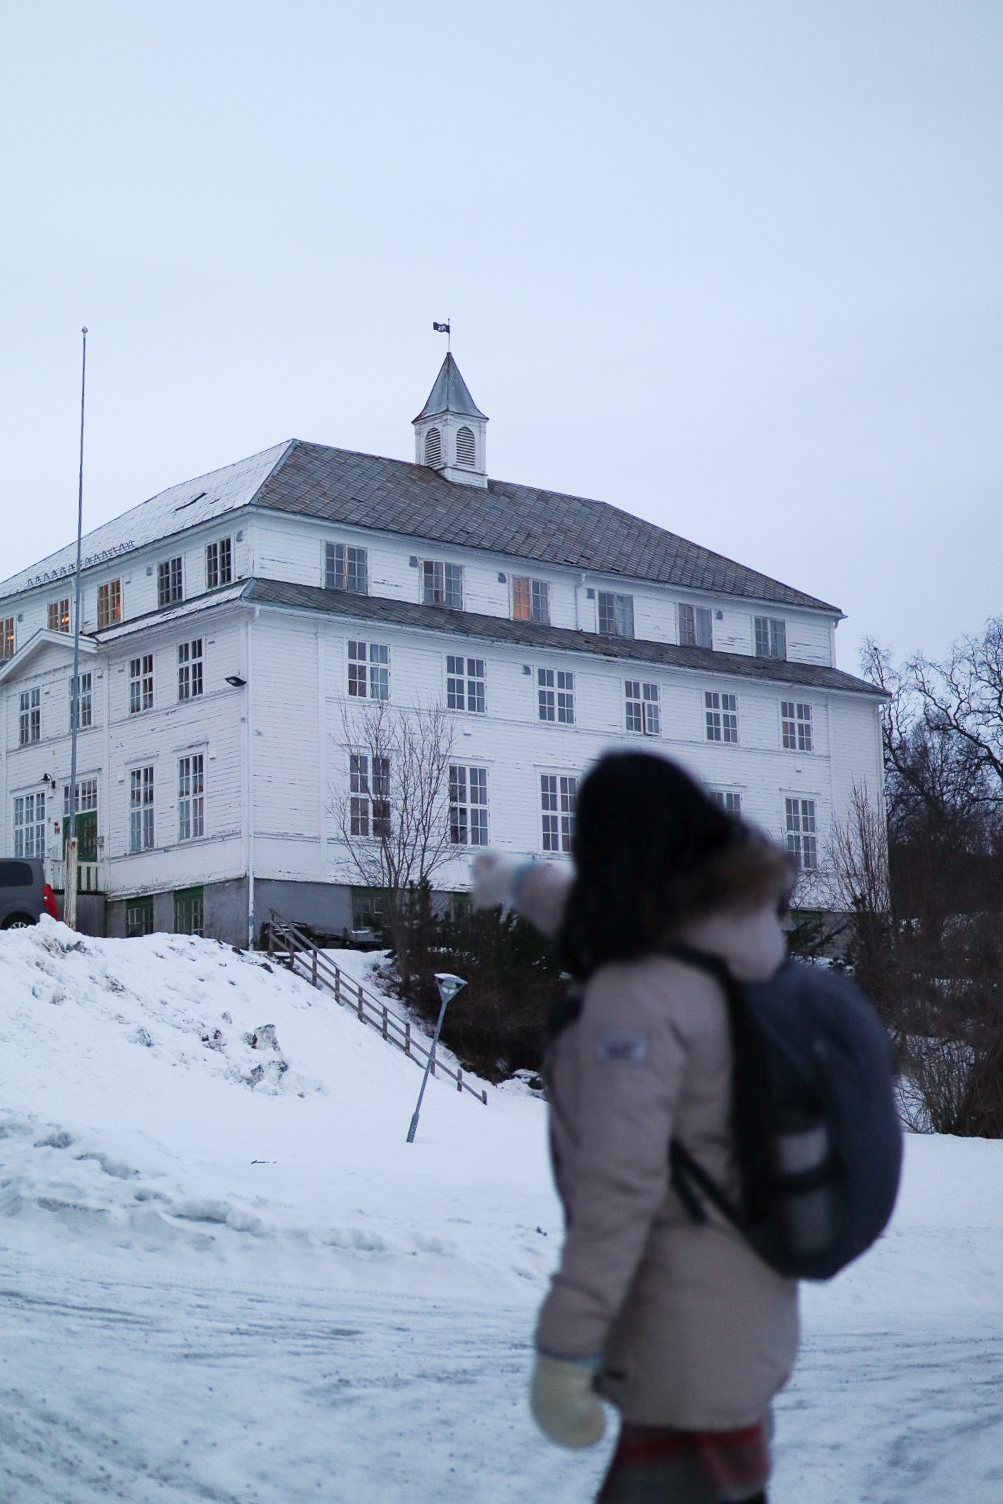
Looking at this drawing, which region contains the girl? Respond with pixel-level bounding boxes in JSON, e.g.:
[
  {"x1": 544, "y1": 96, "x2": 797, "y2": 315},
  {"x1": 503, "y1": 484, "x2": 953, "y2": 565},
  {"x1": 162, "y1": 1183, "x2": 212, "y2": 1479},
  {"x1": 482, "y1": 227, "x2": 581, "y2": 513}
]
[{"x1": 475, "y1": 751, "x2": 798, "y2": 1504}]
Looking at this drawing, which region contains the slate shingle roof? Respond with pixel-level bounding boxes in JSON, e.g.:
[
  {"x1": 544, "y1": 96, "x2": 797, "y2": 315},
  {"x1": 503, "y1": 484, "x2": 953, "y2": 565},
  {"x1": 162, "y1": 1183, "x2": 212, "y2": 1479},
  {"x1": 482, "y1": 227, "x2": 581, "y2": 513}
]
[
  {"x1": 413, "y1": 353, "x2": 487, "y2": 421},
  {"x1": 1, "y1": 434, "x2": 840, "y2": 617},
  {"x1": 244, "y1": 579, "x2": 881, "y2": 697},
  {"x1": 252, "y1": 443, "x2": 841, "y2": 614}
]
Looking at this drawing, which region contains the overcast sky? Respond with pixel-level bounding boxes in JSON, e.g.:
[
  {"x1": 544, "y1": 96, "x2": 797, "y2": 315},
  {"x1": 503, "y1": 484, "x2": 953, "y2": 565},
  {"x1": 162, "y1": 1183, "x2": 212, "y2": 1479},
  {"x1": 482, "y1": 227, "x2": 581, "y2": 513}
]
[{"x1": 2, "y1": 1, "x2": 1000, "y2": 669}]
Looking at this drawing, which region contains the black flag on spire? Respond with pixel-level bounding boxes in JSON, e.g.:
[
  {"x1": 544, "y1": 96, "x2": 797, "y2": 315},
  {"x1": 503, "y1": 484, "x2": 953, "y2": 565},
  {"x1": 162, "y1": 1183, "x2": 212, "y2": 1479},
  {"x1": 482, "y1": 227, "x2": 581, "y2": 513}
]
[{"x1": 432, "y1": 321, "x2": 450, "y2": 334}]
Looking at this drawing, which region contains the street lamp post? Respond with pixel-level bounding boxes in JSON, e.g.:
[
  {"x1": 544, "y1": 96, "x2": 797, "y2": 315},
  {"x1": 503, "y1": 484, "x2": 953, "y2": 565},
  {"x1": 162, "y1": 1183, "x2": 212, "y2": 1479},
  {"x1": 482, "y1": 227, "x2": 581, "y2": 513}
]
[{"x1": 406, "y1": 972, "x2": 466, "y2": 1143}]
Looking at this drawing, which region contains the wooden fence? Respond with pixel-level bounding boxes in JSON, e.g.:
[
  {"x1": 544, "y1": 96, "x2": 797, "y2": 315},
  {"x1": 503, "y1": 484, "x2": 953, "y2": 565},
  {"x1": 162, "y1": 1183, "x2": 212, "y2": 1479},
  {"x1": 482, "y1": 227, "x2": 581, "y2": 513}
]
[{"x1": 263, "y1": 918, "x2": 487, "y2": 1106}]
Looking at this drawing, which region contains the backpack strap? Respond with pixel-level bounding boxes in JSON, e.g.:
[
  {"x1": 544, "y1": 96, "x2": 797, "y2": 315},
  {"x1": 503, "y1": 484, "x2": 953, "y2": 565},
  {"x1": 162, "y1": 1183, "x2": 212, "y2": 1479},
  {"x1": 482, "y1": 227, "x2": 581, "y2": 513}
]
[{"x1": 662, "y1": 942, "x2": 759, "y2": 1233}]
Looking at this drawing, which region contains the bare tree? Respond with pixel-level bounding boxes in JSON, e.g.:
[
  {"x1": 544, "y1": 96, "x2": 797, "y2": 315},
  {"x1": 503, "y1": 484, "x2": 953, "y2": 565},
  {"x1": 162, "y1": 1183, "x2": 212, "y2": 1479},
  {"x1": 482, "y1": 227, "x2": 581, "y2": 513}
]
[
  {"x1": 333, "y1": 697, "x2": 457, "y2": 980},
  {"x1": 908, "y1": 619, "x2": 1003, "y2": 806}
]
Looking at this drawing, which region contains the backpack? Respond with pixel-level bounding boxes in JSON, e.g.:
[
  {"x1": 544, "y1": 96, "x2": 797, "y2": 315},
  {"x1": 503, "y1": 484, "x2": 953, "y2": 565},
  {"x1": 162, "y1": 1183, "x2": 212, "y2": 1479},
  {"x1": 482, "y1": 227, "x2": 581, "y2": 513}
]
[{"x1": 664, "y1": 945, "x2": 903, "y2": 1281}]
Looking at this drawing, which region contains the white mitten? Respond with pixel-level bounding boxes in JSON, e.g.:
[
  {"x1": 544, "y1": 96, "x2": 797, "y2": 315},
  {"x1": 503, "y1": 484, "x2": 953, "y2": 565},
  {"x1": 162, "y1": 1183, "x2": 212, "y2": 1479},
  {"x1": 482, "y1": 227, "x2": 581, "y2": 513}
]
[
  {"x1": 470, "y1": 850, "x2": 527, "y2": 912},
  {"x1": 530, "y1": 1353, "x2": 605, "y2": 1449}
]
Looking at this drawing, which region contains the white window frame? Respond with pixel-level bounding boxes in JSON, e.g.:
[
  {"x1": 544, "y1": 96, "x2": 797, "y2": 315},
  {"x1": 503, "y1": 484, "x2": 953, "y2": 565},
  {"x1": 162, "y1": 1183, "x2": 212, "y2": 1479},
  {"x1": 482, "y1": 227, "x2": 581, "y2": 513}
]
[
  {"x1": 348, "y1": 640, "x2": 390, "y2": 700},
  {"x1": 1, "y1": 616, "x2": 14, "y2": 660},
  {"x1": 709, "y1": 790, "x2": 743, "y2": 816},
  {"x1": 70, "y1": 672, "x2": 92, "y2": 731},
  {"x1": 19, "y1": 688, "x2": 40, "y2": 745},
  {"x1": 64, "y1": 779, "x2": 98, "y2": 817},
  {"x1": 446, "y1": 656, "x2": 486, "y2": 713},
  {"x1": 679, "y1": 603, "x2": 713, "y2": 649},
  {"x1": 157, "y1": 557, "x2": 183, "y2": 607},
  {"x1": 129, "y1": 654, "x2": 154, "y2": 714},
  {"x1": 755, "y1": 616, "x2": 787, "y2": 660},
  {"x1": 205, "y1": 538, "x2": 232, "y2": 591},
  {"x1": 47, "y1": 598, "x2": 70, "y2": 633},
  {"x1": 349, "y1": 752, "x2": 390, "y2": 838},
  {"x1": 512, "y1": 577, "x2": 550, "y2": 624},
  {"x1": 325, "y1": 542, "x2": 368, "y2": 594},
  {"x1": 13, "y1": 791, "x2": 46, "y2": 858},
  {"x1": 705, "y1": 691, "x2": 738, "y2": 744},
  {"x1": 625, "y1": 680, "x2": 660, "y2": 735},
  {"x1": 598, "y1": 591, "x2": 634, "y2": 638},
  {"x1": 421, "y1": 560, "x2": 462, "y2": 609},
  {"x1": 129, "y1": 766, "x2": 155, "y2": 853},
  {"x1": 541, "y1": 773, "x2": 577, "y2": 854},
  {"x1": 178, "y1": 754, "x2": 205, "y2": 841},
  {"x1": 97, "y1": 581, "x2": 122, "y2": 628},
  {"x1": 785, "y1": 797, "x2": 818, "y2": 870},
  {"x1": 537, "y1": 667, "x2": 574, "y2": 725},
  {"x1": 177, "y1": 639, "x2": 204, "y2": 701},
  {"x1": 449, "y1": 765, "x2": 489, "y2": 846},
  {"x1": 781, "y1": 700, "x2": 813, "y2": 753}
]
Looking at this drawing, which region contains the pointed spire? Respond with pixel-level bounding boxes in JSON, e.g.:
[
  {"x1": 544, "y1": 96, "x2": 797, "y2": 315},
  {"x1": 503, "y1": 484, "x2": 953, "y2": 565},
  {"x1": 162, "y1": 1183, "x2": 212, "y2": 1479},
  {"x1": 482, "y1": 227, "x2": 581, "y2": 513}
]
[{"x1": 413, "y1": 353, "x2": 487, "y2": 423}]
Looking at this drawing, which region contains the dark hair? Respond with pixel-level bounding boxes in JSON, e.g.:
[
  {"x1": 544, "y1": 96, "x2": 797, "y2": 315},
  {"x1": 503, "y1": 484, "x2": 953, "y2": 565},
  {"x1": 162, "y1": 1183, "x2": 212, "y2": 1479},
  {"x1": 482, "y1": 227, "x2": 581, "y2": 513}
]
[{"x1": 559, "y1": 751, "x2": 786, "y2": 979}]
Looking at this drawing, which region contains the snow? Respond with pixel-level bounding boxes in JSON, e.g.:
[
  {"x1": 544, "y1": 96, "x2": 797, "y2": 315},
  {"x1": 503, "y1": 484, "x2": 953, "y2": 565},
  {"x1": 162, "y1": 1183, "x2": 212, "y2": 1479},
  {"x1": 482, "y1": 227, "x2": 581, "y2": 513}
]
[{"x1": 2, "y1": 920, "x2": 1002, "y2": 1501}]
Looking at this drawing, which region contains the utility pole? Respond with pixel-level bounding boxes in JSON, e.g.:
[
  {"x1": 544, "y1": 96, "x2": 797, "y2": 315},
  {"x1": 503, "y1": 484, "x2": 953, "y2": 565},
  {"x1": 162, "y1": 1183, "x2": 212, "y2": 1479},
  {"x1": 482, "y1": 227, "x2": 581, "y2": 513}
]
[{"x1": 66, "y1": 326, "x2": 87, "y2": 930}]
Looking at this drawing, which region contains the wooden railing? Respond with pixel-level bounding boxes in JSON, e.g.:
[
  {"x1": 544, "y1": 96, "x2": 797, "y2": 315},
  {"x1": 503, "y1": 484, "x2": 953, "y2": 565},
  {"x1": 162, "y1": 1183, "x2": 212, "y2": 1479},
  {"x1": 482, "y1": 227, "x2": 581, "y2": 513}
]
[{"x1": 263, "y1": 917, "x2": 487, "y2": 1106}]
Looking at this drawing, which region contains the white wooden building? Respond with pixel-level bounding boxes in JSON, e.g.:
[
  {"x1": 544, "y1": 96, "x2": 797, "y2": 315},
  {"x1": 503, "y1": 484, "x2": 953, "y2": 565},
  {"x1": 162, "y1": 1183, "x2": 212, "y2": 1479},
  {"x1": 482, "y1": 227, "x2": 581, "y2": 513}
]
[{"x1": 0, "y1": 354, "x2": 885, "y2": 944}]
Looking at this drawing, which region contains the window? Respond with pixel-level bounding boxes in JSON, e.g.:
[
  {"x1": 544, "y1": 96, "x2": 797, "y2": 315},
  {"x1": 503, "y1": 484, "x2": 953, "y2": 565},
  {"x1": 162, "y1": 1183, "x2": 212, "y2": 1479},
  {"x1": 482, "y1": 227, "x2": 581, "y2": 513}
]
[
  {"x1": 541, "y1": 774, "x2": 577, "y2": 853},
  {"x1": 625, "y1": 680, "x2": 660, "y2": 735},
  {"x1": 709, "y1": 790, "x2": 743, "y2": 816},
  {"x1": 705, "y1": 691, "x2": 738, "y2": 744},
  {"x1": 174, "y1": 887, "x2": 204, "y2": 937},
  {"x1": 785, "y1": 798, "x2": 818, "y2": 870},
  {"x1": 205, "y1": 539, "x2": 232, "y2": 590},
  {"x1": 348, "y1": 641, "x2": 389, "y2": 700},
  {"x1": 2, "y1": 617, "x2": 15, "y2": 659},
  {"x1": 538, "y1": 667, "x2": 574, "y2": 724},
  {"x1": 455, "y1": 425, "x2": 476, "y2": 468},
  {"x1": 178, "y1": 754, "x2": 205, "y2": 841},
  {"x1": 598, "y1": 591, "x2": 634, "y2": 638},
  {"x1": 129, "y1": 766, "x2": 155, "y2": 852},
  {"x1": 449, "y1": 765, "x2": 488, "y2": 846},
  {"x1": 424, "y1": 427, "x2": 442, "y2": 467},
  {"x1": 97, "y1": 580, "x2": 122, "y2": 628},
  {"x1": 512, "y1": 577, "x2": 550, "y2": 624},
  {"x1": 13, "y1": 793, "x2": 45, "y2": 858},
  {"x1": 63, "y1": 779, "x2": 98, "y2": 817},
  {"x1": 19, "y1": 688, "x2": 40, "y2": 745},
  {"x1": 679, "y1": 604, "x2": 713, "y2": 649},
  {"x1": 325, "y1": 542, "x2": 367, "y2": 594},
  {"x1": 157, "y1": 557, "x2": 183, "y2": 607},
  {"x1": 781, "y1": 701, "x2": 813, "y2": 753},
  {"x1": 352, "y1": 888, "x2": 385, "y2": 933},
  {"x1": 129, "y1": 655, "x2": 154, "y2": 713},
  {"x1": 755, "y1": 616, "x2": 787, "y2": 660},
  {"x1": 126, "y1": 896, "x2": 155, "y2": 938},
  {"x1": 447, "y1": 656, "x2": 485, "y2": 713},
  {"x1": 177, "y1": 639, "x2": 204, "y2": 701},
  {"x1": 422, "y1": 560, "x2": 462, "y2": 609},
  {"x1": 349, "y1": 754, "x2": 390, "y2": 838},
  {"x1": 69, "y1": 672, "x2": 92, "y2": 730},
  {"x1": 47, "y1": 598, "x2": 70, "y2": 633}
]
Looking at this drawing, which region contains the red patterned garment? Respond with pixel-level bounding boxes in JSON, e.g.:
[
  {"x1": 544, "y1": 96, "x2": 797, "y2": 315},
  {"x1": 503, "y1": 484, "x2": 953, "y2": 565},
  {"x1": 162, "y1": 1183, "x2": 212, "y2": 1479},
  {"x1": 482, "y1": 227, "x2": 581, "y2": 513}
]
[{"x1": 597, "y1": 1419, "x2": 771, "y2": 1503}]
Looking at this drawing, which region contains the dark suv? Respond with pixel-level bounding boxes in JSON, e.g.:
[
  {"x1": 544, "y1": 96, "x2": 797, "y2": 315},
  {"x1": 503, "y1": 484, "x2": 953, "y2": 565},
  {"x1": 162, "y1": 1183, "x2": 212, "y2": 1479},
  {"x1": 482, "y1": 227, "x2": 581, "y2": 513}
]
[{"x1": 0, "y1": 858, "x2": 58, "y2": 929}]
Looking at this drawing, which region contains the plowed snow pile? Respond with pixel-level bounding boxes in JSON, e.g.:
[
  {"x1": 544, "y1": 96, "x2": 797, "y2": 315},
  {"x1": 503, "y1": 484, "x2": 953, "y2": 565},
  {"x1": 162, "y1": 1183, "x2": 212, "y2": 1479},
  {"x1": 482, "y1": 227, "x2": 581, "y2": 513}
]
[{"x1": 1, "y1": 919, "x2": 1002, "y2": 1502}]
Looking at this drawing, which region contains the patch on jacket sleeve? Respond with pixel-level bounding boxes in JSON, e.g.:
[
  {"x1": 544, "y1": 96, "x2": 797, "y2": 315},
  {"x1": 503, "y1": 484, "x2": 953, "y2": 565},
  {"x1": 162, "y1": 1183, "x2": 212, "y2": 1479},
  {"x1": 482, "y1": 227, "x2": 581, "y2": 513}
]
[{"x1": 596, "y1": 1029, "x2": 650, "y2": 1065}]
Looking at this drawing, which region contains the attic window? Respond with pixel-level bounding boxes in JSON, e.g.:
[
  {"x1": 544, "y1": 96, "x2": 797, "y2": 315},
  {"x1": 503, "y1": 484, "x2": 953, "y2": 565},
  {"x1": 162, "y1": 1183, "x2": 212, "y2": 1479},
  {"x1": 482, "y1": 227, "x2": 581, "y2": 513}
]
[
  {"x1": 456, "y1": 426, "x2": 476, "y2": 468},
  {"x1": 424, "y1": 428, "x2": 442, "y2": 468}
]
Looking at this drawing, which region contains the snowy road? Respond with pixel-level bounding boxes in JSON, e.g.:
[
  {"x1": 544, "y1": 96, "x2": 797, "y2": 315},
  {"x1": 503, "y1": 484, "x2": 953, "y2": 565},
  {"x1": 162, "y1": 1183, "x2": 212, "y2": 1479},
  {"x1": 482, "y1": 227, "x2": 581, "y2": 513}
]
[{"x1": 3, "y1": 1254, "x2": 1002, "y2": 1503}]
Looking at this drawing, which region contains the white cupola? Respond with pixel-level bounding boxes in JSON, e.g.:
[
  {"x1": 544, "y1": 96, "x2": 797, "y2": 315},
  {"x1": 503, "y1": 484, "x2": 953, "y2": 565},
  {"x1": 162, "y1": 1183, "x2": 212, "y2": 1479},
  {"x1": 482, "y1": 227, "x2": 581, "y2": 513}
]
[{"x1": 412, "y1": 353, "x2": 488, "y2": 488}]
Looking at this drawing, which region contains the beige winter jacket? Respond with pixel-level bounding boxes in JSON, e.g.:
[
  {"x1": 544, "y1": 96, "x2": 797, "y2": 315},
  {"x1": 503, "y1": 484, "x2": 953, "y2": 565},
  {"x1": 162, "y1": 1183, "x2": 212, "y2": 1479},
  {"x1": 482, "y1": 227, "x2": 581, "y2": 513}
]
[{"x1": 521, "y1": 864, "x2": 800, "y2": 1431}]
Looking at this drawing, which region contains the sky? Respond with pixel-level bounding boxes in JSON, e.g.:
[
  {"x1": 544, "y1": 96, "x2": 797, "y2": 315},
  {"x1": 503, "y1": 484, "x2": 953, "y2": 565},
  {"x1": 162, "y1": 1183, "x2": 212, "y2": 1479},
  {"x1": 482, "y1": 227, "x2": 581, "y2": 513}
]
[{"x1": 1, "y1": 1, "x2": 1000, "y2": 670}]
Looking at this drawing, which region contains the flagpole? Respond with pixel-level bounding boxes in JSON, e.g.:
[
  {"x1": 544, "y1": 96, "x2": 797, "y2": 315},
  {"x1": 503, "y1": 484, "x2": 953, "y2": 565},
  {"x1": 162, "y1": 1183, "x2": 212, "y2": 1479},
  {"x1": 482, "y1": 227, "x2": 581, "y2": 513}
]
[{"x1": 66, "y1": 326, "x2": 87, "y2": 930}]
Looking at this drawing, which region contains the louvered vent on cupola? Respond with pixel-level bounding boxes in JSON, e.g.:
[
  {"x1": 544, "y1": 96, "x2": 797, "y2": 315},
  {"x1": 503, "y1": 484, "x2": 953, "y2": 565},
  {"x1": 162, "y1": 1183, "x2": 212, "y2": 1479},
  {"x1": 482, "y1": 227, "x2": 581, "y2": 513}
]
[
  {"x1": 424, "y1": 427, "x2": 442, "y2": 468},
  {"x1": 456, "y1": 425, "x2": 476, "y2": 468}
]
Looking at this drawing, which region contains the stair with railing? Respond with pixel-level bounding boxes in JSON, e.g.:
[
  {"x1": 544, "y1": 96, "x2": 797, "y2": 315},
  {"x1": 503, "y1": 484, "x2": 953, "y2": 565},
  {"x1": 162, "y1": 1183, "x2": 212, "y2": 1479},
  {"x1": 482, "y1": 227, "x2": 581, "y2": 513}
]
[{"x1": 263, "y1": 917, "x2": 487, "y2": 1106}]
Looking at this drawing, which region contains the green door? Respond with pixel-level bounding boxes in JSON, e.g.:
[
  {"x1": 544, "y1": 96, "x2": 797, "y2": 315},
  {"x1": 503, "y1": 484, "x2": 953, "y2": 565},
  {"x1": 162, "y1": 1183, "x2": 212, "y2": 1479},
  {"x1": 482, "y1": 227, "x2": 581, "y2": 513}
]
[{"x1": 62, "y1": 810, "x2": 98, "y2": 890}]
